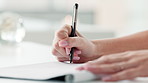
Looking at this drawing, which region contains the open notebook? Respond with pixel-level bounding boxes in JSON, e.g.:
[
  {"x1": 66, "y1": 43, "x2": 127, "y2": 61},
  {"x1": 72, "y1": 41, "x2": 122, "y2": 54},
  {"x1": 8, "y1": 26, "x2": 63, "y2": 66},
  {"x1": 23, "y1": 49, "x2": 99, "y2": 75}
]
[{"x1": 0, "y1": 62, "x2": 100, "y2": 82}]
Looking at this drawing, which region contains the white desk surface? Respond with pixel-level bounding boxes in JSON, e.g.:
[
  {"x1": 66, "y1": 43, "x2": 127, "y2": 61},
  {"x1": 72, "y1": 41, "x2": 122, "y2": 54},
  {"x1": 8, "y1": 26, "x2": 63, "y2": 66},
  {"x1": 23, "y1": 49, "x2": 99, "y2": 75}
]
[{"x1": 0, "y1": 41, "x2": 148, "y2": 83}]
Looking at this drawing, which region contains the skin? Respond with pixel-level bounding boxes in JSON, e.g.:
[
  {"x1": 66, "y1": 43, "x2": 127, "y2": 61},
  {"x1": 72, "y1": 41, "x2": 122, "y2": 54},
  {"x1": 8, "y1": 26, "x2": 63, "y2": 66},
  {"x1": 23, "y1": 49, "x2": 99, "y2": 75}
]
[
  {"x1": 92, "y1": 30, "x2": 148, "y2": 55},
  {"x1": 52, "y1": 24, "x2": 148, "y2": 63},
  {"x1": 52, "y1": 24, "x2": 148, "y2": 81},
  {"x1": 52, "y1": 25, "x2": 99, "y2": 63},
  {"x1": 77, "y1": 50, "x2": 148, "y2": 81}
]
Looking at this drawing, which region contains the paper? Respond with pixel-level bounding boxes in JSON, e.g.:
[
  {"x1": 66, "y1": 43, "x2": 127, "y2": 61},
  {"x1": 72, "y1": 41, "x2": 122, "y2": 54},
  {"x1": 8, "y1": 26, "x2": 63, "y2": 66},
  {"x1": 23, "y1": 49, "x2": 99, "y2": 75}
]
[{"x1": 0, "y1": 62, "x2": 97, "y2": 82}]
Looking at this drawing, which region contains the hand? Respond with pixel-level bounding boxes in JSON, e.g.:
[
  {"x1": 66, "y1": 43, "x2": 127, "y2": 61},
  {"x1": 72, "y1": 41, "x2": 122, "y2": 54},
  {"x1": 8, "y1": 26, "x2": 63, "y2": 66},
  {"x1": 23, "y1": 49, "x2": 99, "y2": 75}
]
[
  {"x1": 52, "y1": 25, "x2": 99, "y2": 63},
  {"x1": 77, "y1": 50, "x2": 148, "y2": 81}
]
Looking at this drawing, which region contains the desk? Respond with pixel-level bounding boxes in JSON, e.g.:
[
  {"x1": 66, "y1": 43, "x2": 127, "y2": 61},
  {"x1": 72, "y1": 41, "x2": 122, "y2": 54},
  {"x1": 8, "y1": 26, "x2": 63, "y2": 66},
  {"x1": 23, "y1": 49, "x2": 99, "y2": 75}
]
[
  {"x1": 0, "y1": 42, "x2": 56, "y2": 67},
  {"x1": 0, "y1": 42, "x2": 148, "y2": 83}
]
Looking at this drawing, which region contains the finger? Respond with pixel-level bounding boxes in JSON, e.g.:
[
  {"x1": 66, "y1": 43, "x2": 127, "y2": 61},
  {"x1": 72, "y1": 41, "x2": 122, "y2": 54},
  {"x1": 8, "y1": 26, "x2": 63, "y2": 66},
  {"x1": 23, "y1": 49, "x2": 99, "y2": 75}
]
[
  {"x1": 57, "y1": 57, "x2": 69, "y2": 62},
  {"x1": 53, "y1": 24, "x2": 81, "y2": 59},
  {"x1": 65, "y1": 48, "x2": 81, "y2": 63},
  {"x1": 57, "y1": 56, "x2": 80, "y2": 62},
  {"x1": 55, "y1": 24, "x2": 71, "y2": 40},
  {"x1": 74, "y1": 49, "x2": 82, "y2": 55},
  {"x1": 59, "y1": 37, "x2": 85, "y2": 48},
  {"x1": 53, "y1": 25, "x2": 71, "y2": 48},
  {"x1": 52, "y1": 37, "x2": 67, "y2": 56},
  {"x1": 91, "y1": 52, "x2": 130, "y2": 65},
  {"x1": 84, "y1": 59, "x2": 140, "y2": 74},
  {"x1": 53, "y1": 42, "x2": 67, "y2": 57},
  {"x1": 73, "y1": 54, "x2": 80, "y2": 60},
  {"x1": 52, "y1": 49, "x2": 69, "y2": 58},
  {"x1": 135, "y1": 61, "x2": 148, "y2": 77},
  {"x1": 64, "y1": 48, "x2": 82, "y2": 57},
  {"x1": 65, "y1": 48, "x2": 70, "y2": 55},
  {"x1": 85, "y1": 64, "x2": 121, "y2": 74},
  {"x1": 102, "y1": 68, "x2": 140, "y2": 81},
  {"x1": 57, "y1": 54, "x2": 80, "y2": 62},
  {"x1": 52, "y1": 49, "x2": 62, "y2": 57},
  {"x1": 66, "y1": 47, "x2": 81, "y2": 57}
]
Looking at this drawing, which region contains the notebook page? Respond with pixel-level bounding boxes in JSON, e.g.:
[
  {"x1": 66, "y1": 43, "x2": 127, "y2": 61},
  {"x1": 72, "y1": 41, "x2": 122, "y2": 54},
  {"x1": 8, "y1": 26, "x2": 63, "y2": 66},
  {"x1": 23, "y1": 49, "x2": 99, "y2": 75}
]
[{"x1": 0, "y1": 62, "x2": 96, "y2": 82}]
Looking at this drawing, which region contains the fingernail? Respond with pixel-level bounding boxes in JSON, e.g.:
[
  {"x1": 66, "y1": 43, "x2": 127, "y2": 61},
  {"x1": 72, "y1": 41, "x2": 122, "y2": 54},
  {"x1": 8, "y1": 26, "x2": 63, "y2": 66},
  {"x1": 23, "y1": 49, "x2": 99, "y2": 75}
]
[
  {"x1": 102, "y1": 76, "x2": 112, "y2": 81},
  {"x1": 59, "y1": 41, "x2": 68, "y2": 47},
  {"x1": 76, "y1": 51, "x2": 81, "y2": 54},
  {"x1": 73, "y1": 57, "x2": 80, "y2": 60},
  {"x1": 66, "y1": 48, "x2": 70, "y2": 55}
]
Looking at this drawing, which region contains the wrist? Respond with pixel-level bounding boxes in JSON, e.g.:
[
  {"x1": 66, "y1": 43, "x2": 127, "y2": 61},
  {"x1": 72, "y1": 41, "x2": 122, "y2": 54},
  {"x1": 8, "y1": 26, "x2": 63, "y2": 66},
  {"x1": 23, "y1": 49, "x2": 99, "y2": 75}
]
[
  {"x1": 91, "y1": 39, "x2": 116, "y2": 56},
  {"x1": 91, "y1": 40, "x2": 104, "y2": 57}
]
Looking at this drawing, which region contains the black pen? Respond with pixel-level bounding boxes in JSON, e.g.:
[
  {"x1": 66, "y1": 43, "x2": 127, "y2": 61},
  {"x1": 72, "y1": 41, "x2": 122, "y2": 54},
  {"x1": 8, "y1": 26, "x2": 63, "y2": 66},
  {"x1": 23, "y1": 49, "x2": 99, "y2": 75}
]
[{"x1": 69, "y1": 3, "x2": 79, "y2": 63}]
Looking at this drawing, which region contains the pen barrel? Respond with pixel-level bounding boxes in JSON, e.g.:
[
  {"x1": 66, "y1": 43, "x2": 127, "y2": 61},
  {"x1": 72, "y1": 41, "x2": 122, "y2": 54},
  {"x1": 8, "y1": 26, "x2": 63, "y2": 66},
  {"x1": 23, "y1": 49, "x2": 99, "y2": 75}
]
[
  {"x1": 69, "y1": 26, "x2": 76, "y2": 37},
  {"x1": 69, "y1": 26, "x2": 76, "y2": 63},
  {"x1": 69, "y1": 3, "x2": 78, "y2": 63},
  {"x1": 70, "y1": 47, "x2": 75, "y2": 60}
]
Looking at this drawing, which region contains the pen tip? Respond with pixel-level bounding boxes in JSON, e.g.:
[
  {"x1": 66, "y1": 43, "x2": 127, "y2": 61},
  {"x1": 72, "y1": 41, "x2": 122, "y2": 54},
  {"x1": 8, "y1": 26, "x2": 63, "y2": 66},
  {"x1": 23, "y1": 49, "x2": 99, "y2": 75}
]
[{"x1": 70, "y1": 61, "x2": 72, "y2": 63}]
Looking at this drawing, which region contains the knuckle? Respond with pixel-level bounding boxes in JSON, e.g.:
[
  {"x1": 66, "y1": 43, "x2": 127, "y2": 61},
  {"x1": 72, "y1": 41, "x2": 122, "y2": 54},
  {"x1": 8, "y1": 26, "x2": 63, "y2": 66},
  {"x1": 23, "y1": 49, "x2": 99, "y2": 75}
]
[
  {"x1": 55, "y1": 30, "x2": 60, "y2": 36},
  {"x1": 63, "y1": 24, "x2": 70, "y2": 28},
  {"x1": 55, "y1": 30, "x2": 65, "y2": 37},
  {"x1": 52, "y1": 49, "x2": 57, "y2": 55},
  {"x1": 100, "y1": 56, "x2": 110, "y2": 63},
  {"x1": 55, "y1": 30, "x2": 68, "y2": 40},
  {"x1": 68, "y1": 38, "x2": 76, "y2": 46},
  {"x1": 53, "y1": 42, "x2": 59, "y2": 49},
  {"x1": 68, "y1": 37, "x2": 84, "y2": 47},
  {"x1": 57, "y1": 57, "x2": 62, "y2": 61}
]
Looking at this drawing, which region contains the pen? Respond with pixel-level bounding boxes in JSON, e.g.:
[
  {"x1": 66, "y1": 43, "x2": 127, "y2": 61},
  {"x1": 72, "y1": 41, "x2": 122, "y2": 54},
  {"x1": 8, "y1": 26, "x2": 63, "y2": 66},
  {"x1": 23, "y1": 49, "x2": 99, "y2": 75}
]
[{"x1": 69, "y1": 3, "x2": 79, "y2": 63}]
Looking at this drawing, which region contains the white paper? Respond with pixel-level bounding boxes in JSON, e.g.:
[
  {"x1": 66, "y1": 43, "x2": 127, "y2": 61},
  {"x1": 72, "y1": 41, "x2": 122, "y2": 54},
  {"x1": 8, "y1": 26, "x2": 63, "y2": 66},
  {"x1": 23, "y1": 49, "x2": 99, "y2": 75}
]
[{"x1": 0, "y1": 62, "x2": 97, "y2": 82}]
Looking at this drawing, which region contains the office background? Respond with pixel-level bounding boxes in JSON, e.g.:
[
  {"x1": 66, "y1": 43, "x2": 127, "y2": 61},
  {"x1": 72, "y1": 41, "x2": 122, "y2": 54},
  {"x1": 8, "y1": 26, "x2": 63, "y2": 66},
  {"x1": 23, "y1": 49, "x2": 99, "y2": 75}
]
[{"x1": 0, "y1": 0, "x2": 147, "y2": 45}]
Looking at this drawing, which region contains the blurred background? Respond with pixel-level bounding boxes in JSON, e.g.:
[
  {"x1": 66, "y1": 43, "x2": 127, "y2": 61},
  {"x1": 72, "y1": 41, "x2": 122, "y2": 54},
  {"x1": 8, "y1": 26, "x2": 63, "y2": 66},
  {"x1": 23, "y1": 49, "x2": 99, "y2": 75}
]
[{"x1": 0, "y1": 0, "x2": 148, "y2": 45}]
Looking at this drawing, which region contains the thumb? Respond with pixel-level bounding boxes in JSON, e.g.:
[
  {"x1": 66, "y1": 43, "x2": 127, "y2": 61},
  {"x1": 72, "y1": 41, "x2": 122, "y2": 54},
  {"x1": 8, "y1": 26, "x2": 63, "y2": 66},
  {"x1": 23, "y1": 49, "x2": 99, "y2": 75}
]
[
  {"x1": 55, "y1": 30, "x2": 68, "y2": 40},
  {"x1": 58, "y1": 37, "x2": 85, "y2": 48},
  {"x1": 55, "y1": 24, "x2": 72, "y2": 40}
]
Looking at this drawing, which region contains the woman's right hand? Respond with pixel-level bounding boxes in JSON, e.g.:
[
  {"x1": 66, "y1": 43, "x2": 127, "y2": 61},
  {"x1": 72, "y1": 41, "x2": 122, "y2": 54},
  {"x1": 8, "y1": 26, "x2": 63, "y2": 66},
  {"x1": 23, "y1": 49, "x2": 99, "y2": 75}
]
[{"x1": 52, "y1": 25, "x2": 100, "y2": 63}]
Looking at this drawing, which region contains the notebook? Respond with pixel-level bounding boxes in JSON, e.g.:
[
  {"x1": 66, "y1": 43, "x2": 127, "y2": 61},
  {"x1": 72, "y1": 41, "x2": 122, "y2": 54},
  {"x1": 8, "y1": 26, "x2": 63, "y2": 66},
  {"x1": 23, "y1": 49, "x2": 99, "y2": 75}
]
[{"x1": 0, "y1": 62, "x2": 100, "y2": 82}]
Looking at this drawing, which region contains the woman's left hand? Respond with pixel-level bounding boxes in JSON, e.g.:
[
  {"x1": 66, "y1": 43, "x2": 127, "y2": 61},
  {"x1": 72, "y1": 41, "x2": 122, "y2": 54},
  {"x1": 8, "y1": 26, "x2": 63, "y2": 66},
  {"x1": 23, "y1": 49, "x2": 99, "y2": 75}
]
[{"x1": 77, "y1": 50, "x2": 148, "y2": 82}]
